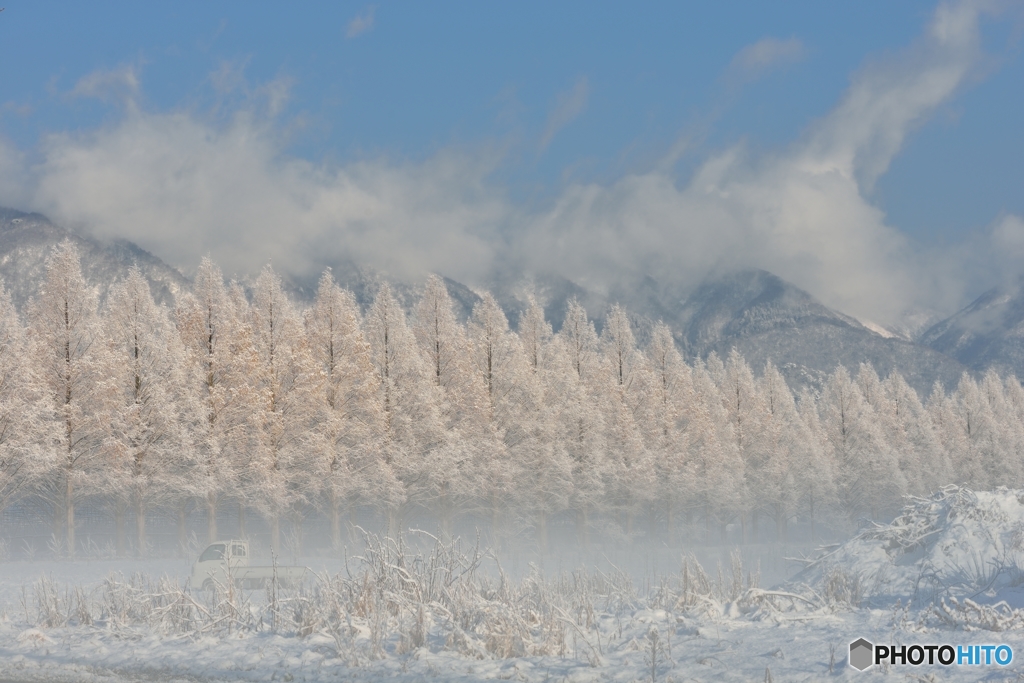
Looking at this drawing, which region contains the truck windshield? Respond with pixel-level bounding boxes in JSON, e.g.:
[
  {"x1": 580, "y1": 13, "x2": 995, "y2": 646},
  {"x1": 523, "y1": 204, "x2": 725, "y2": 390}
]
[{"x1": 199, "y1": 544, "x2": 225, "y2": 562}]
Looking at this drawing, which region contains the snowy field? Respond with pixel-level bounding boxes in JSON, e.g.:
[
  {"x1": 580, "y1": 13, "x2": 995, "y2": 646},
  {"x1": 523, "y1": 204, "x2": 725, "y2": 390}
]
[{"x1": 5, "y1": 488, "x2": 1024, "y2": 682}]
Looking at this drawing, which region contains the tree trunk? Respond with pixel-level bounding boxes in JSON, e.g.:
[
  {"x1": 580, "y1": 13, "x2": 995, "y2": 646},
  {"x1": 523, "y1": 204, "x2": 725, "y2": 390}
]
[
  {"x1": 238, "y1": 502, "x2": 246, "y2": 538},
  {"x1": 66, "y1": 474, "x2": 75, "y2": 559},
  {"x1": 387, "y1": 507, "x2": 399, "y2": 538},
  {"x1": 330, "y1": 494, "x2": 342, "y2": 549},
  {"x1": 438, "y1": 488, "x2": 452, "y2": 539},
  {"x1": 289, "y1": 513, "x2": 304, "y2": 557},
  {"x1": 537, "y1": 511, "x2": 548, "y2": 552},
  {"x1": 575, "y1": 507, "x2": 590, "y2": 549},
  {"x1": 490, "y1": 492, "x2": 501, "y2": 550},
  {"x1": 135, "y1": 494, "x2": 146, "y2": 558},
  {"x1": 704, "y1": 504, "x2": 711, "y2": 545},
  {"x1": 206, "y1": 492, "x2": 217, "y2": 543},
  {"x1": 177, "y1": 503, "x2": 187, "y2": 557},
  {"x1": 666, "y1": 503, "x2": 676, "y2": 544},
  {"x1": 115, "y1": 506, "x2": 126, "y2": 557},
  {"x1": 809, "y1": 496, "x2": 816, "y2": 544},
  {"x1": 776, "y1": 513, "x2": 786, "y2": 542},
  {"x1": 270, "y1": 514, "x2": 281, "y2": 554}
]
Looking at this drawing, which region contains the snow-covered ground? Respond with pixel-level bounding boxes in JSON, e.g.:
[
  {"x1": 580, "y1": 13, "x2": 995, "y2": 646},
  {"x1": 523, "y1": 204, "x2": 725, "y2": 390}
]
[{"x1": 5, "y1": 488, "x2": 1024, "y2": 682}]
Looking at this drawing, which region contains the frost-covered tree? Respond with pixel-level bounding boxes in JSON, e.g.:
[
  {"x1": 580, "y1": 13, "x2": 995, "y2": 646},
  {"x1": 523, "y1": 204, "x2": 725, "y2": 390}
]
[
  {"x1": 821, "y1": 366, "x2": 903, "y2": 521},
  {"x1": 103, "y1": 267, "x2": 193, "y2": 556},
  {"x1": 365, "y1": 283, "x2": 439, "y2": 533},
  {"x1": 468, "y1": 292, "x2": 527, "y2": 539},
  {"x1": 0, "y1": 281, "x2": 51, "y2": 516},
  {"x1": 412, "y1": 276, "x2": 479, "y2": 533},
  {"x1": 795, "y1": 391, "x2": 834, "y2": 541},
  {"x1": 512, "y1": 296, "x2": 568, "y2": 548},
  {"x1": 1001, "y1": 376, "x2": 1024, "y2": 488},
  {"x1": 754, "y1": 362, "x2": 810, "y2": 540},
  {"x1": 643, "y1": 323, "x2": 690, "y2": 541},
  {"x1": 687, "y1": 358, "x2": 742, "y2": 541},
  {"x1": 305, "y1": 271, "x2": 379, "y2": 548},
  {"x1": 175, "y1": 258, "x2": 255, "y2": 543},
  {"x1": 248, "y1": 265, "x2": 316, "y2": 553},
  {"x1": 518, "y1": 296, "x2": 551, "y2": 374},
  {"x1": 554, "y1": 300, "x2": 605, "y2": 546},
  {"x1": 949, "y1": 372, "x2": 1004, "y2": 489},
  {"x1": 721, "y1": 349, "x2": 757, "y2": 540},
  {"x1": 413, "y1": 276, "x2": 477, "y2": 407},
  {"x1": 28, "y1": 240, "x2": 112, "y2": 557},
  {"x1": 878, "y1": 371, "x2": 948, "y2": 495},
  {"x1": 599, "y1": 305, "x2": 651, "y2": 538}
]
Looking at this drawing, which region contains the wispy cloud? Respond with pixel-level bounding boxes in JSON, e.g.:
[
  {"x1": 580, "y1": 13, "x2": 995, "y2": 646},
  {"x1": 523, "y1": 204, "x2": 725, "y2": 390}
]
[
  {"x1": 68, "y1": 65, "x2": 141, "y2": 105},
  {"x1": 539, "y1": 77, "x2": 589, "y2": 152},
  {"x1": 5, "y1": 0, "x2": 1009, "y2": 326},
  {"x1": 346, "y1": 5, "x2": 375, "y2": 39},
  {"x1": 520, "y1": 0, "x2": 993, "y2": 322},
  {"x1": 729, "y1": 37, "x2": 806, "y2": 81},
  {"x1": 208, "y1": 60, "x2": 293, "y2": 118}
]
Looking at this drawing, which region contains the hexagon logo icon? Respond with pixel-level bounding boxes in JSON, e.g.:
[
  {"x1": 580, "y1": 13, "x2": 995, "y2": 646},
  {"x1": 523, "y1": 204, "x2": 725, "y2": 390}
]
[{"x1": 849, "y1": 638, "x2": 873, "y2": 671}]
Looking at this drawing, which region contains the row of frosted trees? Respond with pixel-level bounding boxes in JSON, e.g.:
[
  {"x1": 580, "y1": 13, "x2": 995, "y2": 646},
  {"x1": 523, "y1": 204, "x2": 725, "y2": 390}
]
[{"x1": 1, "y1": 241, "x2": 1023, "y2": 557}]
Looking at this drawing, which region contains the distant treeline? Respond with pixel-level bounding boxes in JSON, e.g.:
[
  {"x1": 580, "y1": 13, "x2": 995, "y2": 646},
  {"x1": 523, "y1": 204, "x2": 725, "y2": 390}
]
[{"x1": 0, "y1": 241, "x2": 1019, "y2": 557}]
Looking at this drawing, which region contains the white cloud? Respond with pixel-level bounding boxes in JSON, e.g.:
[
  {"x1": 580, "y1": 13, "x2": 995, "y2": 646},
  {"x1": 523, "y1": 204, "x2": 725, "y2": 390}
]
[
  {"x1": 4, "y1": 0, "x2": 1008, "y2": 326},
  {"x1": 539, "y1": 77, "x2": 589, "y2": 152},
  {"x1": 30, "y1": 111, "x2": 504, "y2": 285},
  {"x1": 729, "y1": 37, "x2": 805, "y2": 80},
  {"x1": 517, "y1": 0, "x2": 992, "y2": 323},
  {"x1": 346, "y1": 6, "x2": 375, "y2": 39},
  {"x1": 0, "y1": 136, "x2": 29, "y2": 209},
  {"x1": 68, "y1": 65, "x2": 140, "y2": 105}
]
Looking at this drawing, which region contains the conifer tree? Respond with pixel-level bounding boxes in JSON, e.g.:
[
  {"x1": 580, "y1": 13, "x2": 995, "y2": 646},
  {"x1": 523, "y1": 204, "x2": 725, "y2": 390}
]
[
  {"x1": 555, "y1": 299, "x2": 605, "y2": 546},
  {"x1": 365, "y1": 283, "x2": 438, "y2": 533},
  {"x1": 306, "y1": 270, "x2": 378, "y2": 547},
  {"x1": 248, "y1": 265, "x2": 315, "y2": 553},
  {"x1": 175, "y1": 258, "x2": 255, "y2": 543},
  {"x1": 412, "y1": 276, "x2": 479, "y2": 534},
  {"x1": 600, "y1": 305, "x2": 651, "y2": 538},
  {"x1": 821, "y1": 366, "x2": 903, "y2": 521},
  {"x1": 643, "y1": 323, "x2": 690, "y2": 542},
  {"x1": 103, "y1": 267, "x2": 193, "y2": 556},
  {"x1": 0, "y1": 281, "x2": 51, "y2": 516},
  {"x1": 28, "y1": 240, "x2": 111, "y2": 557}
]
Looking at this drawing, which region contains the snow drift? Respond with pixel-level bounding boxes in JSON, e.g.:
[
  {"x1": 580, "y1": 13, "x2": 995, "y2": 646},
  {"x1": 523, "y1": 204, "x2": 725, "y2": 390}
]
[{"x1": 794, "y1": 486, "x2": 1024, "y2": 608}]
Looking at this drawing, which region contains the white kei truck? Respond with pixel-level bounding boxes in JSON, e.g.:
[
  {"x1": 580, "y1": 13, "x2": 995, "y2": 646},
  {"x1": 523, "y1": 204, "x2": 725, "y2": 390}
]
[{"x1": 190, "y1": 540, "x2": 309, "y2": 591}]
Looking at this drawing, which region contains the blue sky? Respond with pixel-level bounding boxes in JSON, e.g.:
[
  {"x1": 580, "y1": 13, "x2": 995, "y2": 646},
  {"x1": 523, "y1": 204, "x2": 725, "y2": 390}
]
[{"x1": 0, "y1": 1, "x2": 1022, "y2": 323}]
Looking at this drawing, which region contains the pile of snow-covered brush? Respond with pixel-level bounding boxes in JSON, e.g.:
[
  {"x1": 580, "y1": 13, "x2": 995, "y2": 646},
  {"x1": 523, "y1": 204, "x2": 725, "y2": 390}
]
[
  {"x1": 659, "y1": 550, "x2": 821, "y2": 620},
  {"x1": 923, "y1": 597, "x2": 1024, "y2": 632},
  {"x1": 790, "y1": 486, "x2": 1024, "y2": 607}
]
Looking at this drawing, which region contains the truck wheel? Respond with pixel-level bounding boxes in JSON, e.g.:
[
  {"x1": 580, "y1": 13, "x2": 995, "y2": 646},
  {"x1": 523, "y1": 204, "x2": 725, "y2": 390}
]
[{"x1": 202, "y1": 579, "x2": 214, "y2": 592}]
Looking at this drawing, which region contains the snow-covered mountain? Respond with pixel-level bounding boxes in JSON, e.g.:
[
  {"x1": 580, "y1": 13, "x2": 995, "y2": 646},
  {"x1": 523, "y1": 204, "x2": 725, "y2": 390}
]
[
  {"x1": 0, "y1": 207, "x2": 189, "y2": 309},
  {"x1": 920, "y1": 278, "x2": 1024, "y2": 379},
  {"x1": 666, "y1": 269, "x2": 968, "y2": 395},
  {"x1": 0, "y1": 205, "x2": 991, "y2": 394}
]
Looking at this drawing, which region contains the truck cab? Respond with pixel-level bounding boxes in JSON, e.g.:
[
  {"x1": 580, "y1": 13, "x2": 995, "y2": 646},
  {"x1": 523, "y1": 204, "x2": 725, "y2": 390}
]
[
  {"x1": 191, "y1": 540, "x2": 308, "y2": 590},
  {"x1": 191, "y1": 540, "x2": 251, "y2": 590}
]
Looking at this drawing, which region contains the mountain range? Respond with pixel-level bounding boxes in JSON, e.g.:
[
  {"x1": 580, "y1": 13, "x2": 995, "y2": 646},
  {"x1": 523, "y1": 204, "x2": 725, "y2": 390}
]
[{"x1": 1, "y1": 205, "x2": 1017, "y2": 395}]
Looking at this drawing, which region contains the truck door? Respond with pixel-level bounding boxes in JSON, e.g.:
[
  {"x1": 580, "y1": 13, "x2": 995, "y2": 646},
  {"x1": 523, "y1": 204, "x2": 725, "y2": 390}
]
[{"x1": 230, "y1": 543, "x2": 246, "y2": 571}]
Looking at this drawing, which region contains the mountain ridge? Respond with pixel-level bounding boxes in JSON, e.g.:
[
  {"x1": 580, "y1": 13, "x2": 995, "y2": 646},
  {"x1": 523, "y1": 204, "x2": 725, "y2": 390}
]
[{"x1": 0, "y1": 205, "x2": 997, "y2": 394}]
